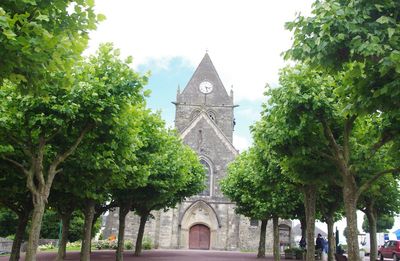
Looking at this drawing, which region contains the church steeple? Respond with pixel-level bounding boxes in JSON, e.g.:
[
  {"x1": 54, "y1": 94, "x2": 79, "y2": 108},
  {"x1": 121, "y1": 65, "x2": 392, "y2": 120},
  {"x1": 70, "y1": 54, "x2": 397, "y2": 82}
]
[
  {"x1": 177, "y1": 53, "x2": 232, "y2": 106},
  {"x1": 174, "y1": 53, "x2": 236, "y2": 142}
]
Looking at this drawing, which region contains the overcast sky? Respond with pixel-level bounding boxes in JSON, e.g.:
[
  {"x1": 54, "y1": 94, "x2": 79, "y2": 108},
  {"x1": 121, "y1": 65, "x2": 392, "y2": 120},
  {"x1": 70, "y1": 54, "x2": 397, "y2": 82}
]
[
  {"x1": 86, "y1": 0, "x2": 315, "y2": 152},
  {"x1": 88, "y1": 0, "x2": 314, "y2": 100}
]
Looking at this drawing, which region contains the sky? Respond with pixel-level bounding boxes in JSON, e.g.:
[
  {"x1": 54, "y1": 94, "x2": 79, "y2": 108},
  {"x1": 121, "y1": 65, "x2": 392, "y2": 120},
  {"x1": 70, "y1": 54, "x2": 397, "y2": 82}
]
[
  {"x1": 86, "y1": 0, "x2": 399, "y2": 242},
  {"x1": 86, "y1": 0, "x2": 316, "y2": 152}
]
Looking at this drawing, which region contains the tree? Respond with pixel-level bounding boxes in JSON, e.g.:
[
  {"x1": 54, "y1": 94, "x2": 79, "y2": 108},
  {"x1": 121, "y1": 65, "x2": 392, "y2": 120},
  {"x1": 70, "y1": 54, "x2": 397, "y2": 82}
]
[
  {"x1": 0, "y1": 0, "x2": 102, "y2": 87},
  {"x1": 0, "y1": 43, "x2": 147, "y2": 261},
  {"x1": 257, "y1": 64, "x2": 399, "y2": 261},
  {"x1": 0, "y1": 158, "x2": 32, "y2": 261},
  {"x1": 254, "y1": 73, "x2": 340, "y2": 261},
  {"x1": 61, "y1": 103, "x2": 148, "y2": 261},
  {"x1": 358, "y1": 174, "x2": 400, "y2": 261},
  {"x1": 131, "y1": 129, "x2": 204, "y2": 256},
  {"x1": 362, "y1": 215, "x2": 394, "y2": 234},
  {"x1": 285, "y1": 0, "x2": 400, "y2": 115},
  {"x1": 285, "y1": 2, "x2": 400, "y2": 259},
  {"x1": 39, "y1": 208, "x2": 100, "y2": 241},
  {"x1": 221, "y1": 149, "x2": 270, "y2": 258},
  {"x1": 221, "y1": 147, "x2": 301, "y2": 260},
  {"x1": 112, "y1": 109, "x2": 165, "y2": 261}
]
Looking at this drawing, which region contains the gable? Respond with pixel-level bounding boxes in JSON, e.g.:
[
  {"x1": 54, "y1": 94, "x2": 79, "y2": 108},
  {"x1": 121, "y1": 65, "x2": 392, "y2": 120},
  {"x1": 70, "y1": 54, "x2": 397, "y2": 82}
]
[{"x1": 180, "y1": 111, "x2": 238, "y2": 157}]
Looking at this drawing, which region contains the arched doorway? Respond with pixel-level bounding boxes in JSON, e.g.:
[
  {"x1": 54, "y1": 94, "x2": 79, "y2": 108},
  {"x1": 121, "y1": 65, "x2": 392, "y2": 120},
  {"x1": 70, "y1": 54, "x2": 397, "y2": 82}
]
[{"x1": 189, "y1": 224, "x2": 210, "y2": 250}]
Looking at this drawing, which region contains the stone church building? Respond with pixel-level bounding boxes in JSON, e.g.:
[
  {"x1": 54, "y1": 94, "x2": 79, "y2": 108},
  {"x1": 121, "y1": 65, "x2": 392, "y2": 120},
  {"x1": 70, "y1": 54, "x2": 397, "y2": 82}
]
[{"x1": 103, "y1": 53, "x2": 292, "y2": 251}]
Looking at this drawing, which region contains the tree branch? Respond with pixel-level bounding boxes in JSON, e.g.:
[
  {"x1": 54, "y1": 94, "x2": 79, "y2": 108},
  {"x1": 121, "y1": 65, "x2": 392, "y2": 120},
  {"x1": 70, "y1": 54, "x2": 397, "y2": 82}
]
[
  {"x1": 367, "y1": 132, "x2": 396, "y2": 161},
  {"x1": 1, "y1": 156, "x2": 29, "y2": 176},
  {"x1": 357, "y1": 167, "x2": 400, "y2": 200},
  {"x1": 343, "y1": 115, "x2": 357, "y2": 164},
  {"x1": 45, "y1": 127, "x2": 62, "y2": 143},
  {"x1": 7, "y1": 134, "x2": 33, "y2": 158},
  {"x1": 320, "y1": 117, "x2": 342, "y2": 158},
  {"x1": 317, "y1": 151, "x2": 337, "y2": 162},
  {"x1": 45, "y1": 123, "x2": 93, "y2": 196},
  {"x1": 35, "y1": 135, "x2": 46, "y2": 190}
]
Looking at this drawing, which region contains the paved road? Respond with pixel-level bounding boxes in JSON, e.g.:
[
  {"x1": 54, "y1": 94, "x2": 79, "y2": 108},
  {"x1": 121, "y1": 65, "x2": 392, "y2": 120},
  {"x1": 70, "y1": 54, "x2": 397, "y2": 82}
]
[
  {"x1": 0, "y1": 249, "x2": 274, "y2": 261},
  {"x1": 0, "y1": 250, "x2": 380, "y2": 261}
]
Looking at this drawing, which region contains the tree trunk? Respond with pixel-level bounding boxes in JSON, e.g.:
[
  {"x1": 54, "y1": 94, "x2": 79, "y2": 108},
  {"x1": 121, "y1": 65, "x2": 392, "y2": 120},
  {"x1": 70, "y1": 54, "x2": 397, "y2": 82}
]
[
  {"x1": 342, "y1": 176, "x2": 360, "y2": 261},
  {"x1": 9, "y1": 211, "x2": 29, "y2": 261},
  {"x1": 116, "y1": 204, "x2": 131, "y2": 261},
  {"x1": 56, "y1": 212, "x2": 72, "y2": 261},
  {"x1": 257, "y1": 219, "x2": 268, "y2": 258},
  {"x1": 80, "y1": 199, "x2": 95, "y2": 261},
  {"x1": 365, "y1": 201, "x2": 377, "y2": 261},
  {"x1": 89, "y1": 215, "x2": 99, "y2": 254},
  {"x1": 326, "y1": 217, "x2": 335, "y2": 261},
  {"x1": 25, "y1": 196, "x2": 46, "y2": 261},
  {"x1": 273, "y1": 216, "x2": 280, "y2": 261},
  {"x1": 304, "y1": 185, "x2": 317, "y2": 261},
  {"x1": 300, "y1": 217, "x2": 307, "y2": 243},
  {"x1": 134, "y1": 213, "x2": 148, "y2": 256}
]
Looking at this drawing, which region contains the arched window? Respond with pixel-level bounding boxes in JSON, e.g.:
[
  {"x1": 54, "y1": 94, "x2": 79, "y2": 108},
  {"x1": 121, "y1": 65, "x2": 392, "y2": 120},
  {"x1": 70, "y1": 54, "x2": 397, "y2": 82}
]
[
  {"x1": 207, "y1": 110, "x2": 216, "y2": 122},
  {"x1": 199, "y1": 159, "x2": 211, "y2": 196},
  {"x1": 191, "y1": 109, "x2": 201, "y2": 120}
]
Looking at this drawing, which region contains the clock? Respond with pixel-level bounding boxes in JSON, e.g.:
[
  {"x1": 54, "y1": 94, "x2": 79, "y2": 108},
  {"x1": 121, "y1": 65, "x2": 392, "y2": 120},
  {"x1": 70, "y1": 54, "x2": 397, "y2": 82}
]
[{"x1": 199, "y1": 81, "x2": 213, "y2": 94}]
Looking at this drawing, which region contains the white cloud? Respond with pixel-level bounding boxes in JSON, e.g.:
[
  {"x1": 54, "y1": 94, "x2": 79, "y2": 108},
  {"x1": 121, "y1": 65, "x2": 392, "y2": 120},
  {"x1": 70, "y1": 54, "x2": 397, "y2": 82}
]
[
  {"x1": 233, "y1": 133, "x2": 250, "y2": 152},
  {"x1": 87, "y1": 0, "x2": 314, "y2": 102},
  {"x1": 237, "y1": 107, "x2": 262, "y2": 122}
]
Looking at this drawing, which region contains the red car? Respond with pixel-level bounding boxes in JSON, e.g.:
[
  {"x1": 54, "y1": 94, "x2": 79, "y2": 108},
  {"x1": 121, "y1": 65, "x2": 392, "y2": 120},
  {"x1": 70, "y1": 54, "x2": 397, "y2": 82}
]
[{"x1": 378, "y1": 240, "x2": 400, "y2": 261}]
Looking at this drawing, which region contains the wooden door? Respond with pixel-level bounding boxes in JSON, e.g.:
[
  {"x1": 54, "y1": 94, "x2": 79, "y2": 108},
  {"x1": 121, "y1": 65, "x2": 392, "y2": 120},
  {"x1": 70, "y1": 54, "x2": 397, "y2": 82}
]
[{"x1": 189, "y1": 224, "x2": 210, "y2": 249}]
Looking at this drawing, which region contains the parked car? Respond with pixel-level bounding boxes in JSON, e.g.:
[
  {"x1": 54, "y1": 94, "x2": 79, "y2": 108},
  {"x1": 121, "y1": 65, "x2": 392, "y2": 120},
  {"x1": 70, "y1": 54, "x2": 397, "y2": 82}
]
[{"x1": 378, "y1": 240, "x2": 400, "y2": 261}]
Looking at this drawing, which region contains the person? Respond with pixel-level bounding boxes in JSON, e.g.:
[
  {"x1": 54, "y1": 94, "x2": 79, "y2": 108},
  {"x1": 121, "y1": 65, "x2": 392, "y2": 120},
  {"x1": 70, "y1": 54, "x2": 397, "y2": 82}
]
[
  {"x1": 316, "y1": 233, "x2": 324, "y2": 251},
  {"x1": 321, "y1": 237, "x2": 329, "y2": 261},
  {"x1": 315, "y1": 233, "x2": 324, "y2": 259},
  {"x1": 299, "y1": 236, "x2": 306, "y2": 249}
]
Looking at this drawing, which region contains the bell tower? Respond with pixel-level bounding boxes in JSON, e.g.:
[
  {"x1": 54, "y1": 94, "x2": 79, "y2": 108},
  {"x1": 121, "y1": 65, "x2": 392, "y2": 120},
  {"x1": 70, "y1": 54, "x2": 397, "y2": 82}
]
[{"x1": 174, "y1": 53, "x2": 236, "y2": 142}]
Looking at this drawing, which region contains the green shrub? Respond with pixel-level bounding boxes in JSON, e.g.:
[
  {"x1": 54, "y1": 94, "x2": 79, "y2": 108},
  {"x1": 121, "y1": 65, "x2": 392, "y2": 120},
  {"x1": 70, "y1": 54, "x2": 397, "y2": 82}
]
[
  {"x1": 142, "y1": 236, "x2": 152, "y2": 250},
  {"x1": 125, "y1": 240, "x2": 133, "y2": 250},
  {"x1": 38, "y1": 243, "x2": 55, "y2": 251},
  {"x1": 67, "y1": 241, "x2": 81, "y2": 249},
  {"x1": 93, "y1": 240, "x2": 118, "y2": 250}
]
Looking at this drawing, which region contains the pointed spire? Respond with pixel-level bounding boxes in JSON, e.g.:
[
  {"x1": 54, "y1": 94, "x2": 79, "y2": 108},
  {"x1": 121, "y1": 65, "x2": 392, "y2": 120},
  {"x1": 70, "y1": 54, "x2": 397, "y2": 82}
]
[
  {"x1": 179, "y1": 52, "x2": 232, "y2": 105},
  {"x1": 176, "y1": 84, "x2": 181, "y2": 102}
]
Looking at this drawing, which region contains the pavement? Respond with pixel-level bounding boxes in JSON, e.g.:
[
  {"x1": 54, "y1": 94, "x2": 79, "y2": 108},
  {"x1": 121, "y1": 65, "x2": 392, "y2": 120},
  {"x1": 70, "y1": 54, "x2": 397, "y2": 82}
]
[
  {"x1": 0, "y1": 249, "x2": 275, "y2": 261},
  {"x1": 0, "y1": 250, "x2": 379, "y2": 261}
]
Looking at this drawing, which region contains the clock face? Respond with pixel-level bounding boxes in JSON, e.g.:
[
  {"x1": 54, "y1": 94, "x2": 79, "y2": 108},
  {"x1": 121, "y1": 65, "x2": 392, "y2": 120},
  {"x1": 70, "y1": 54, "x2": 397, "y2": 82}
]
[{"x1": 199, "y1": 81, "x2": 213, "y2": 94}]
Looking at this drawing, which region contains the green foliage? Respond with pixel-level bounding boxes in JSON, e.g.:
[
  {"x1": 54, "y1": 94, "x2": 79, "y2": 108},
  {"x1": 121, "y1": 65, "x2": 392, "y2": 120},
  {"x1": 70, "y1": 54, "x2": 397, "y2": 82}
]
[
  {"x1": 38, "y1": 243, "x2": 55, "y2": 251},
  {"x1": 125, "y1": 240, "x2": 133, "y2": 250},
  {"x1": 142, "y1": 236, "x2": 152, "y2": 250},
  {"x1": 129, "y1": 121, "x2": 205, "y2": 217},
  {"x1": 0, "y1": 0, "x2": 100, "y2": 88},
  {"x1": 92, "y1": 240, "x2": 133, "y2": 250},
  {"x1": 93, "y1": 240, "x2": 117, "y2": 250},
  {"x1": 38, "y1": 209, "x2": 100, "y2": 241},
  {"x1": 362, "y1": 214, "x2": 394, "y2": 233},
  {"x1": 0, "y1": 208, "x2": 18, "y2": 237},
  {"x1": 66, "y1": 241, "x2": 82, "y2": 249},
  {"x1": 40, "y1": 209, "x2": 59, "y2": 239},
  {"x1": 221, "y1": 147, "x2": 301, "y2": 221},
  {"x1": 285, "y1": 0, "x2": 400, "y2": 114}
]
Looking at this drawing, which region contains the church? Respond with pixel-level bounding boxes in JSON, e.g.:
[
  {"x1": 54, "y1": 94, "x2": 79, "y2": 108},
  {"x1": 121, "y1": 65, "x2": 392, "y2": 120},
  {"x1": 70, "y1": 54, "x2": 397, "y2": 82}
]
[{"x1": 103, "y1": 53, "x2": 292, "y2": 251}]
